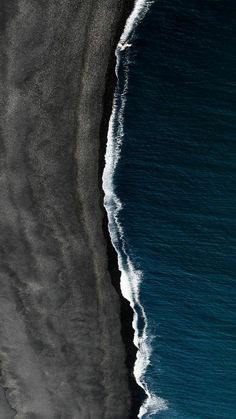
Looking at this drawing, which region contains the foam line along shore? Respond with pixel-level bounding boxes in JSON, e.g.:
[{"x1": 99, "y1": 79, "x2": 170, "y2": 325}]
[{"x1": 103, "y1": 0, "x2": 168, "y2": 417}]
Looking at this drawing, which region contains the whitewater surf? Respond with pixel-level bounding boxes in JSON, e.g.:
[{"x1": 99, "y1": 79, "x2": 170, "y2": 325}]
[{"x1": 102, "y1": 0, "x2": 168, "y2": 417}]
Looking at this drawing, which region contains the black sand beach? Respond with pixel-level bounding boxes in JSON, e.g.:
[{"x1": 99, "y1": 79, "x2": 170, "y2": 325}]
[{"x1": 0, "y1": 1, "x2": 143, "y2": 418}]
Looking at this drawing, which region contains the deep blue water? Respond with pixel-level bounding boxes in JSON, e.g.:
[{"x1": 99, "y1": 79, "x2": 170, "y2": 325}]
[{"x1": 115, "y1": 1, "x2": 236, "y2": 417}]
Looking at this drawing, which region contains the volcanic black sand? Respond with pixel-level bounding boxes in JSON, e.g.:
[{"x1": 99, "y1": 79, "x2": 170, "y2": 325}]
[{"x1": 0, "y1": 1, "x2": 143, "y2": 418}]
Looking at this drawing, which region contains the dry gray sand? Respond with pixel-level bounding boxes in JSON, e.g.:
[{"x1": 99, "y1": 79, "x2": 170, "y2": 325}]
[{"x1": 0, "y1": 1, "x2": 135, "y2": 418}]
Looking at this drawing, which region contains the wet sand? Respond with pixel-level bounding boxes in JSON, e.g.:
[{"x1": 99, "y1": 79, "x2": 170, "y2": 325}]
[{"x1": 0, "y1": 1, "x2": 143, "y2": 418}]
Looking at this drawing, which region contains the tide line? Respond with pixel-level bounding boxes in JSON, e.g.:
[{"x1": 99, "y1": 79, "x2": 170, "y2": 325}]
[{"x1": 102, "y1": 1, "x2": 168, "y2": 417}]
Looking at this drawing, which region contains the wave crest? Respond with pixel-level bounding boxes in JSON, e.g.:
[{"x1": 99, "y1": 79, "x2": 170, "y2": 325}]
[{"x1": 102, "y1": 1, "x2": 168, "y2": 417}]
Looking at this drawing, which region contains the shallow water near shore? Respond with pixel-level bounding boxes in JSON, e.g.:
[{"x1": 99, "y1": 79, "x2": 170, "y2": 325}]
[{"x1": 105, "y1": 0, "x2": 236, "y2": 417}]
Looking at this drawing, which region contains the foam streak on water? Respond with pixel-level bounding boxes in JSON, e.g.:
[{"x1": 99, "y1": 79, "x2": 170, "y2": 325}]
[{"x1": 102, "y1": 1, "x2": 168, "y2": 417}]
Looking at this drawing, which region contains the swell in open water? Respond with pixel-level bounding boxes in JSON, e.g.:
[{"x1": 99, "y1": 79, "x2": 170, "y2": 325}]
[{"x1": 104, "y1": 1, "x2": 236, "y2": 417}]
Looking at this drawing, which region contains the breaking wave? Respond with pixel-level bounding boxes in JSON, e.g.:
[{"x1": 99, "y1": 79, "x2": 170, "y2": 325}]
[{"x1": 102, "y1": 0, "x2": 168, "y2": 417}]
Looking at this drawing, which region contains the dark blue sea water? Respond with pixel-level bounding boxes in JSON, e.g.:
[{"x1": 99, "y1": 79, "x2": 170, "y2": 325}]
[{"x1": 115, "y1": 1, "x2": 236, "y2": 417}]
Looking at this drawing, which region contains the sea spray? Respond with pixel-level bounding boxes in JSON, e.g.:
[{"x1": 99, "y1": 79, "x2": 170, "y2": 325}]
[{"x1": 102, "y1": 0, "x2": 168, "y2": 417}]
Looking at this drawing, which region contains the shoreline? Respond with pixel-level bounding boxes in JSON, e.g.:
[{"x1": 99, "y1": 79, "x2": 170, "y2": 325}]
[
  {"x1": 98, "y1": 1, "x2": 146, "y2": 417},
  {"x1": 0, "y1": 1, "x2": 144, "y2": 417}
]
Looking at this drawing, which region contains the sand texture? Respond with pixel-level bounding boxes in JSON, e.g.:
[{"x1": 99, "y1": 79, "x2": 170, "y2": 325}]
[{"x1": 0, "y1": 1, "x2": 134, "y2": 418}]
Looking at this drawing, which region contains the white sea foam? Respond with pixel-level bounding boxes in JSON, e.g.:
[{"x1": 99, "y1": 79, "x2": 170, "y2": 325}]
[{"x1": 102, "y1": 1, "x2": 168, "y2": 417}]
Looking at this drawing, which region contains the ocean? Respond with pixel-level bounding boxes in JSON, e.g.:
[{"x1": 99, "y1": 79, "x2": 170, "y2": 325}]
[{"x1": 103, "y1": 0, "x2": 236, "y2": 418}]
